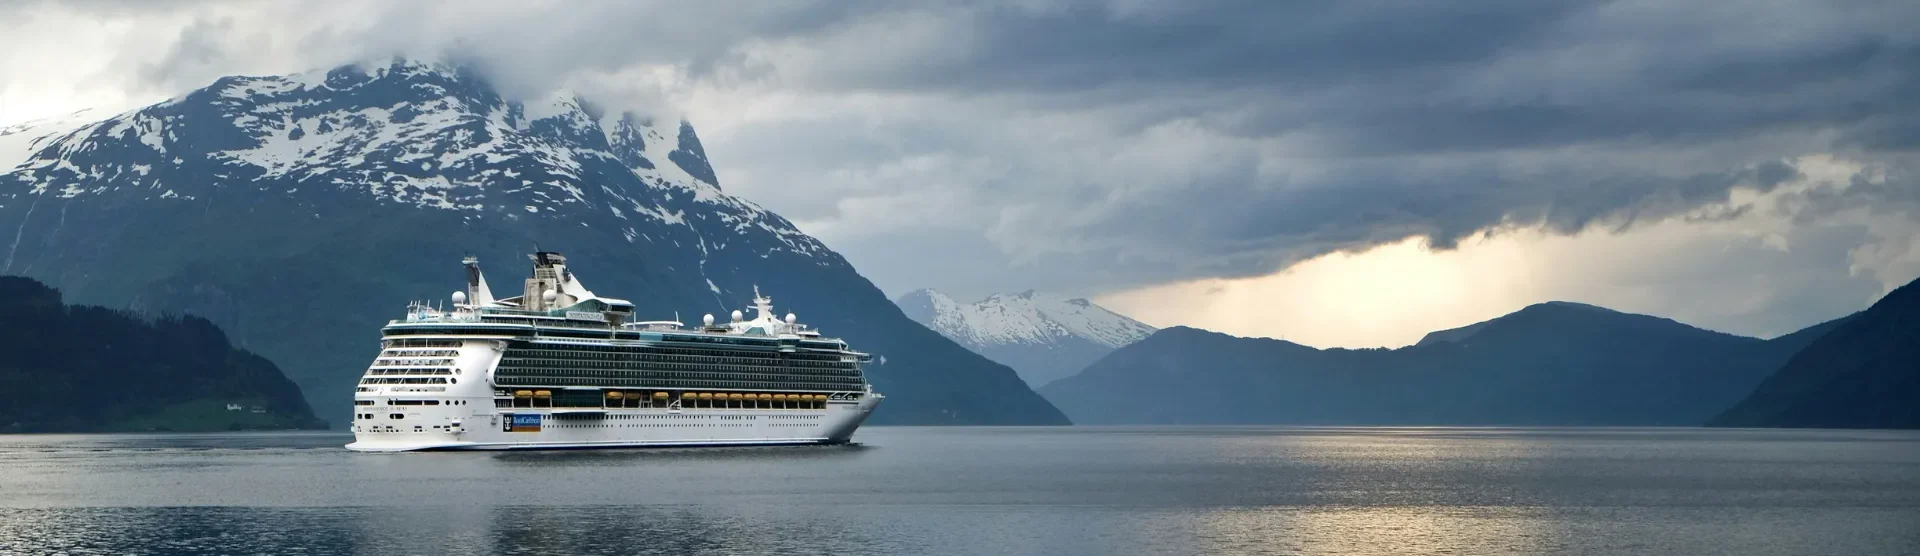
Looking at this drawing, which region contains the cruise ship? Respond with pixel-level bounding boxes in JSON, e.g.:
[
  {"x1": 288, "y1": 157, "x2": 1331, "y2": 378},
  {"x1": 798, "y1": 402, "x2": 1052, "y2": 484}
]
[{"x1": 345, "y1": 252, "x2": 882, "y2": 452}]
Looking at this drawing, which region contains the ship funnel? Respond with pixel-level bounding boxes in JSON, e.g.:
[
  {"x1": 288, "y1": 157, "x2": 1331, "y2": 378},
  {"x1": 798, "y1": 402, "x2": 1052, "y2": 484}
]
[{"x1": 463, "y1": 256, "x2": 495, "y2": 306}]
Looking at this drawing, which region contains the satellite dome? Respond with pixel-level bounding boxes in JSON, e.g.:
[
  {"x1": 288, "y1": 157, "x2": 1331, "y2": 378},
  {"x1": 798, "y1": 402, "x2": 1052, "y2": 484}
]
[
  {"x1": 542, "y1": 290, "x2": 558, "y2": 302},
  {"x1": 702, "y1": 314, "x2": 715, "y2": 326},
  {"x1": 730, "y1": 310, "x2": 743, "y2": 322},
  {"x1": 452, "y1": 291, "x2": 467, "y2": 304},
  {"x1": 785, "y1": 313, "x2": 797, "y2": 324}
]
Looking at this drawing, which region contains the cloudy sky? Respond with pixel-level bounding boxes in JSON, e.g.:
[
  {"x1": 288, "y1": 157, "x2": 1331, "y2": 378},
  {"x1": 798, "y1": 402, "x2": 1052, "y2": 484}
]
[{"x1": 4, "y1": 0, "x2": 1916, "y2": 348}]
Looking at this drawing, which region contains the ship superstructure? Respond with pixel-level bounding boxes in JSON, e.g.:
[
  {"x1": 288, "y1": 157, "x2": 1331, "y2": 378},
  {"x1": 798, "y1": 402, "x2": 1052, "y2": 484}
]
[{"x1": 345, "y1": 252, "x2": 882, "y2": 452}]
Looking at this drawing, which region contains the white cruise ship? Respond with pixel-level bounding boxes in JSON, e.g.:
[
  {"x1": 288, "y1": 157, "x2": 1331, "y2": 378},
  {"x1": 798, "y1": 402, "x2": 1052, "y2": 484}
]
[{"x1": 345, "y1": 252, "x2": 882, "y2": 452}]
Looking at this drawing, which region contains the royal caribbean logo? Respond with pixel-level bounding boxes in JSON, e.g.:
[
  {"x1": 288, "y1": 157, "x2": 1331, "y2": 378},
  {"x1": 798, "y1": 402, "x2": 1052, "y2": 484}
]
[{"x1": 501, "y1": 413, "x2": 542, "y2": 432}]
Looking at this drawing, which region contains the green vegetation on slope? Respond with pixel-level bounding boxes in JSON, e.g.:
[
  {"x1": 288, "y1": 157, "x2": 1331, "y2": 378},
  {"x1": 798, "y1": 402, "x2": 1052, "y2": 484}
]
[{"x1": 0, "y1": 276, "x2": 325, "y2": 433}]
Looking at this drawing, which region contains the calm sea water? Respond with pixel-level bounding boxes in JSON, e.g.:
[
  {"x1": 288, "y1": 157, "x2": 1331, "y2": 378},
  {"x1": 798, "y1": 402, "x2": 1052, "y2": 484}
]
[{"x1": 0, "y1": 426, "x2": 1916, "y2": 555}]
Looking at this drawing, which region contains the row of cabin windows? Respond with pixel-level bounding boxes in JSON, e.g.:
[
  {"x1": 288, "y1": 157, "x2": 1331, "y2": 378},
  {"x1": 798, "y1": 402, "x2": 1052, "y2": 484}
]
[
  {"x1": 511, "y1": 348, "x2": 856, "y2": 369},
  {"x1": 494, "y1": 364, "x2": 864, "y2": 385},
  {"x1": 493, "y1": 374, "x2": 856, "y2": 392},
  {"x1": 365, "y1": 368, "x2": 456, "y2": 376},
  {"x1": 378, "y1": 349, "x2": 460, "y2": 357},
  {"x1": 496, "y1": 396, "x2": 827, "y2": 410},
  {"x1": 498, "y1": 355, "x2": 864, "y2": 377},
  {"x1": 506, "y1": 348, "x2": 857, "y2": 369},
  {"x1": 356, "y1": 399, "x2": 470, "y2": 406},
  {"x1": 498, "y1": 356, "x2": 862, "y2": 379},
  {"x1": 481, "y1": 318, "x2": 607, "y2": 330},
  {"x1": 360, "y1": 375, "x2": 453, "y2": 385},
  {"x1": 521, "y1": 343, "x2": 855, "y2": 364},
  {"x1": 376, "y1": 335, "x2": 856, "y2": 367},
  {"x1": 532, "y1": 423, "x2": 820, "y2": 428},
  {"x1": 581, "y1": 398, "x2": 834, "y2": 411},
  {"x1": 382, "y1": 339, "x2": 464, "y2": 348},
  {"x1": 540, "y1": 413, "x2": 770, "y2": 420},
  {"x1": 524, "y1": 356, "x2": 856, "y2": 372},
  {"x1": 370, "y1": 358, "x2": 458, "y2": 367},
  {"x1": 546, "y1": 423, "x2": 762, "y2": 429}
]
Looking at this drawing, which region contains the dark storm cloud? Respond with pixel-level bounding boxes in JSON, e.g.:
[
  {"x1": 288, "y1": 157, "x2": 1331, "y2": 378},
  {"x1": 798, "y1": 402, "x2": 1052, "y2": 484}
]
[
  {"x1": 17, "y1": 0, "x2": 1919, "y2": 301},
  {"x1": 751, "y1": 1, "x2": 1919, "y2": 148},
  {"x1": 1007, "y1": 157, "x2": 1820, "y2": 286},
  {"x1": 718, "y1": 0, "x2": 1920, "y2": 292},
  {"x1": 823, "y1": 1, "x2": 1583, "y2": 94}
]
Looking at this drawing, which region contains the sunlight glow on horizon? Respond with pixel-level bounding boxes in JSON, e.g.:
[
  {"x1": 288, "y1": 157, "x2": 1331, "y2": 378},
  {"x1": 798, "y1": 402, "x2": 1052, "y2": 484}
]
[{"x1": 1096, "y1": 155, "x2": 1918, "y2": 349}]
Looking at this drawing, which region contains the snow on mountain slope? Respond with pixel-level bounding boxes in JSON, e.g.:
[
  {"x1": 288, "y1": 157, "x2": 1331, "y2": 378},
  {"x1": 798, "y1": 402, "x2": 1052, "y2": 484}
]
[
  {"x1": 900, "y1": 289, "x2": 1157, "y2": 348},
  {"x1": 897, "y1": 289, "x2": 1157, "y2": 386},
  {"x1": 0, "y1": 109, "x2": 100, "y2": 176},
  {"x1": 0, "y1": 60, "x2": 825, "y2": 261}
]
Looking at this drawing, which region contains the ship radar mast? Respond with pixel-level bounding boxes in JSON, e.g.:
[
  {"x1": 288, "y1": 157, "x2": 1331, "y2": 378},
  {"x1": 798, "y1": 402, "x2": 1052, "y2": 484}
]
[{"x1": 751, "y1": 285, "x2": 776, "y2": 321}]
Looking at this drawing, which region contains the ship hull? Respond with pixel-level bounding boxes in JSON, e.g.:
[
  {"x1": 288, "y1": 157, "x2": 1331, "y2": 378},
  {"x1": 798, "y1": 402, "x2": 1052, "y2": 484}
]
[{"x1": 347, "y1": 397, "x2": 881, "y2": 453}]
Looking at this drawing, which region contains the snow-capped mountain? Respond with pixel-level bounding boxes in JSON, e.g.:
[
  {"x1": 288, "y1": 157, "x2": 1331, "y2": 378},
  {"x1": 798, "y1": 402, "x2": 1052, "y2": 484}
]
[
  {"x1": 0, "y1": 59, "x2": 1067, "y2": 426},
  {"x1": 3, "y1": 61, "x2": 822, "y2": 263},
  {"x1": 896, "y1": 289, "x2": 1156, "y2": 386}
]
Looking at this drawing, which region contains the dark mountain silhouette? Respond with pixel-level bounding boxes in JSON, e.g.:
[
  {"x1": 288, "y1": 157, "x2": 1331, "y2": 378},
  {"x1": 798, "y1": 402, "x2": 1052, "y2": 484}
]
[
  {"x1": 1712, "y1": 277, "x2": 1919, "y2": 429},
  {"x1": 0, "y1": 276, "x2": 323, "y2": 432},
  {"x1": 1041, "y1": 301, "x2": 1844, "y2": 425}
]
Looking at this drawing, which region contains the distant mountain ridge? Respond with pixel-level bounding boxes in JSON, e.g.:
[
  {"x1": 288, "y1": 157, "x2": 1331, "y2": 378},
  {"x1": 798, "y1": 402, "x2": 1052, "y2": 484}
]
[
  {"x1": 1041, "y1": 301, "x2": 1843, "y2": 426},
  {"x1": 1415, "y1": 301, "x2": 1620, "y2": 346},
  {"x1": 897, "y1": 288, "x2": 1157, "y2": 386},
  {"x1": 1712, "y1": 276, "x2": 1918, "y2": 429},
  {"x1": 0, "y1": 59, "x2": 1067, "y2": 426}
]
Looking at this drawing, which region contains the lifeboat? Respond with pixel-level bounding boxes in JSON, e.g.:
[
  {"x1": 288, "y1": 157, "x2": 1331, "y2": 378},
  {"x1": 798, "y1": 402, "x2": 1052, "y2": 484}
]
[
  {"x1": 514, "y1": 390, "x2": 532, "y2": 398},
  {"x1": 652, "y1": 392, "x2": 668, "y2": 399},
  {"x1": 728, "y1": 393, "x2": 744, "y2": 401},
  {"x1": 773, "y1": 394, "x2": 788, "y2": 401},
  {"x1": 535, "y1": 390, "x2": 552, "y2": 398},
  {"x1": 606, "y1": 391, "x2": 623, "y2": 399},
  {"x1": 758, "y1": 393, "x2": 772, "y2": 400},
  {"x1": 697, "y1": 393, "x2": 713, "y2": 400}
]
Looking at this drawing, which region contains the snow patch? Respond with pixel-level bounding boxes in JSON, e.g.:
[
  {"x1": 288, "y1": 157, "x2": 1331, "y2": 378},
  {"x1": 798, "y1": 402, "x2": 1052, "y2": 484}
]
[
  {"x1": 0, "y1": 110, "x2": 95, "y2": 172},
  {"x1": 907, "y1": 289, "x2": 1159, "y2": 348}
]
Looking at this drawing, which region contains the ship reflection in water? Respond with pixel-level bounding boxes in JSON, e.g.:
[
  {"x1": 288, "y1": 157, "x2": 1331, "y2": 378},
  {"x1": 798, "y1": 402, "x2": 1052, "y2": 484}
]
[{"x1": 2, "y1": 427, "x2": 1917, "y2": 555}]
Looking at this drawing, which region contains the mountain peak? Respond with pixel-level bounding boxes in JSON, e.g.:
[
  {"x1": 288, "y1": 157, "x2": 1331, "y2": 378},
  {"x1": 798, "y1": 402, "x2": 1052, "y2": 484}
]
[
  {"x1": 1417, "y1": 300, "x2": 1734, "y2": 347},
  {"x1": 905, "y1": 289, "x2": 1157, "y2": 349},
  {"x1": 1525, "y1": 300, "x2": 1622, "y2": 314},
  {"x1": 896, "y1": 288, "x2": 1159, "y2": 386}
]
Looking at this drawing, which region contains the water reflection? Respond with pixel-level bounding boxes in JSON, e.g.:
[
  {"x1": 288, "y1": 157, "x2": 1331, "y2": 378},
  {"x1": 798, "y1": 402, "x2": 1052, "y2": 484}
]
[
  {"x1": 1184, "y1": 506, "x2": 1558, "y2": 555},
  {"x1": 1, "y1": 428, "x2": 1916, "y2": 555},
  {"x1": 0, "y1": 506, "x2": 882, "y2": 556}
]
